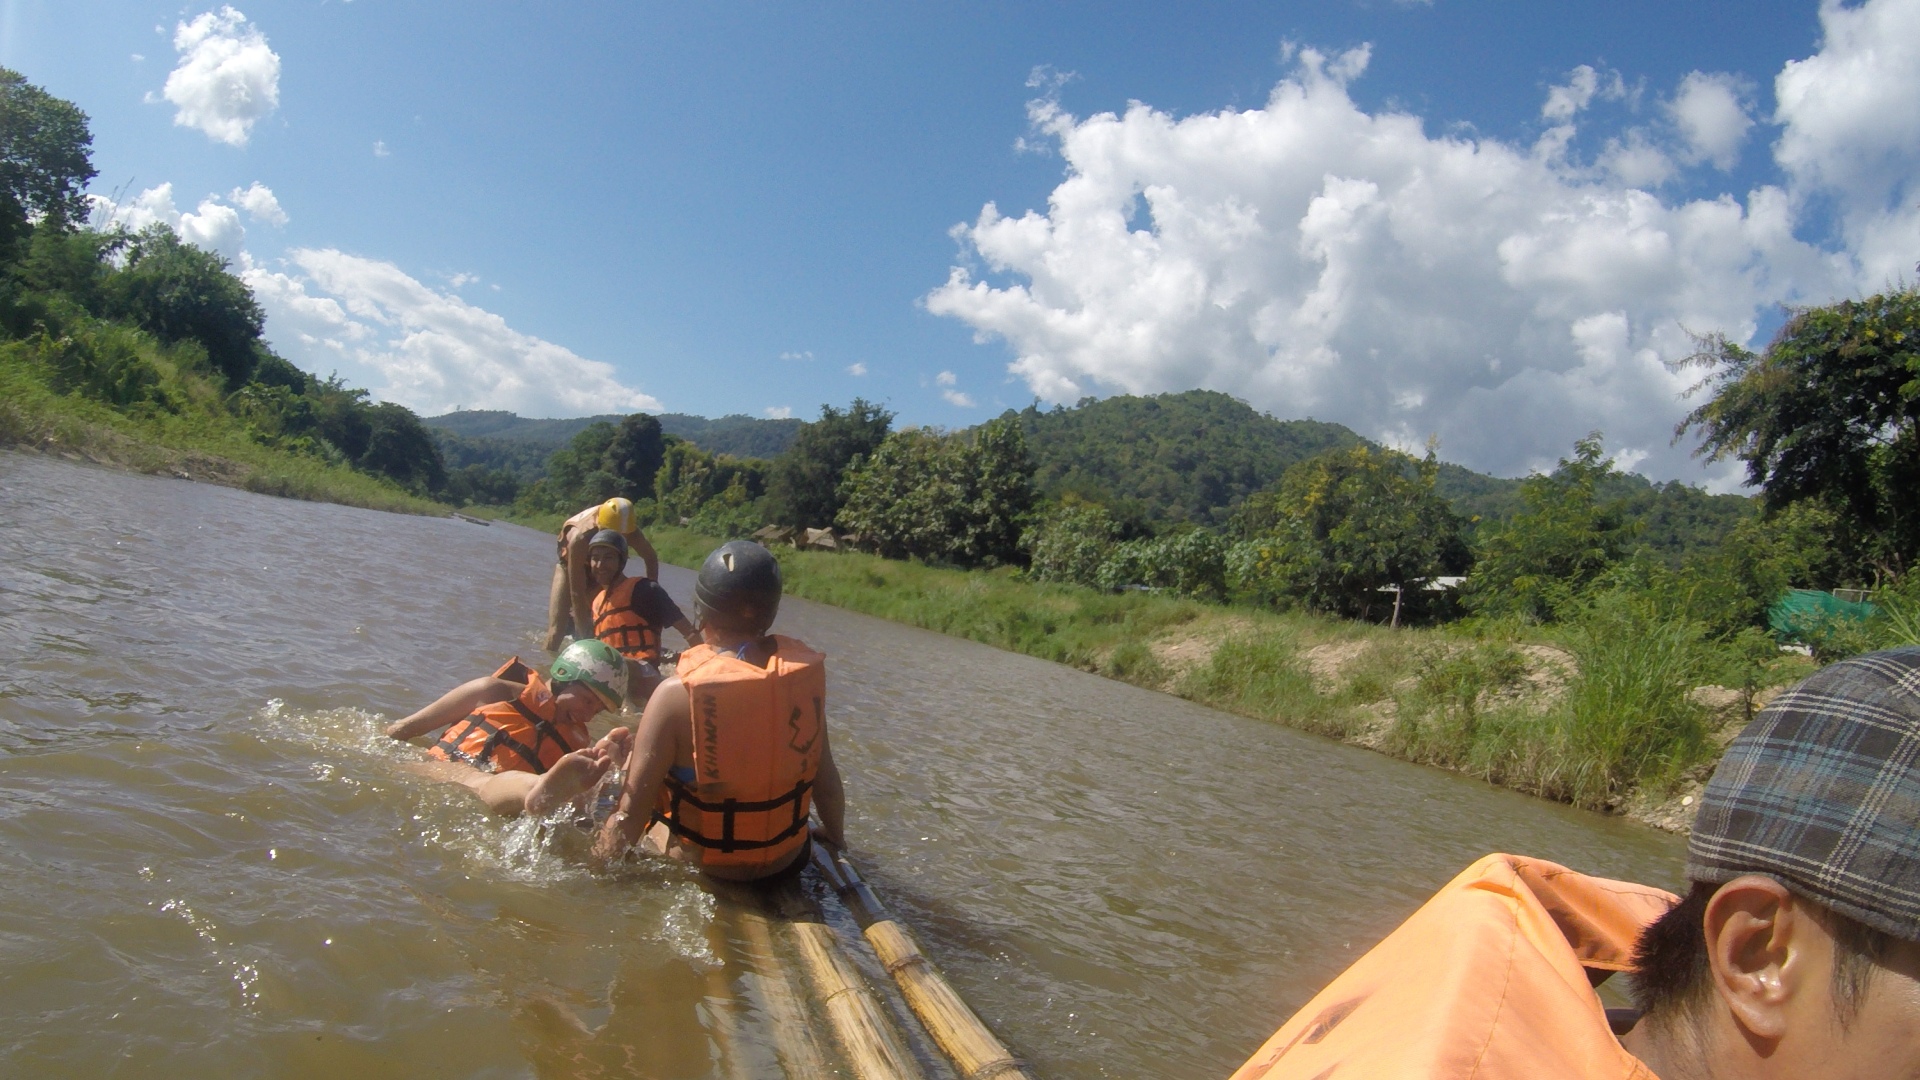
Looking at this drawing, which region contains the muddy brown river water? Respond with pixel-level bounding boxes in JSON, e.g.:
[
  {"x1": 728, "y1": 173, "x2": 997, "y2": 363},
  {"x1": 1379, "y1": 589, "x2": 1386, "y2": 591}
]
[{"x1": 0, "y1": 450, "x2": 1685, "y2": 1078}]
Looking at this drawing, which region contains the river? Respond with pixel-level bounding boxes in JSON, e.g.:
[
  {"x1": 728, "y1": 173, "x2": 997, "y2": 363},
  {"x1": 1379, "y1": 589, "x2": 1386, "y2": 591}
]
[{"x1": 0, "y1": 450, "x2": 1685, "y2": 1078}]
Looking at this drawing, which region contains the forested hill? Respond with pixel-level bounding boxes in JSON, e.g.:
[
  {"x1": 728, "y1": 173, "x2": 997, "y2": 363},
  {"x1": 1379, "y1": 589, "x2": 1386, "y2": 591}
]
[
  {"x1": 1010, "y1": 391, "x2": 1363, "y2": 525},
  {"x1": 421, "y1": 410, "x2": 628, "y2": 443},
  {"x1": 422, "y1": 409, "x2": 803, "y2": 473},
  {"x1": 423, "y1": 393, "x2": 1752, "y2": 562},
  {"x1": 1007, "y1": 390, "x2": 1754, "y2": 557}
]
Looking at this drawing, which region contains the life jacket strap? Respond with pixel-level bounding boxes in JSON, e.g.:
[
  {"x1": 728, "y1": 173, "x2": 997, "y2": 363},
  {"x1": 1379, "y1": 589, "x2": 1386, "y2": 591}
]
[
  {"x1": 507, "y1": 697, "x2": 587, "y2": 760},
  {"x1": 655, "y1": 776, "x2": 812, "y2": 853},
  {"x1": 433, "y1": 714, "x2": 545, "y2": 773}
]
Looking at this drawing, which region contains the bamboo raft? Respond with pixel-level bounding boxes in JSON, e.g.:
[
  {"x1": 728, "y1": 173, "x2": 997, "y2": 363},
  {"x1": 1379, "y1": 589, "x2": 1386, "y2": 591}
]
[{"x1": 710, "y1": 842, "x2": 1033, "y2": 1080}]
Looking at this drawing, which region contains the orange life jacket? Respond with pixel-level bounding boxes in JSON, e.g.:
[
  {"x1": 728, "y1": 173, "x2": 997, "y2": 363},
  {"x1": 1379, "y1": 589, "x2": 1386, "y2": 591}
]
[
  {"x1": 651, "y1": 635, "x2": 826, "y2": 877},
  {"x1": 427, "y1": 658, "x2": 591, "y2": 774},
  {"x1": 1228, "y1": 854, "x2": 1676, "y2": 1080},
  {"x1": 593, "y1": 575, "x2": 663, "y2": 663}
]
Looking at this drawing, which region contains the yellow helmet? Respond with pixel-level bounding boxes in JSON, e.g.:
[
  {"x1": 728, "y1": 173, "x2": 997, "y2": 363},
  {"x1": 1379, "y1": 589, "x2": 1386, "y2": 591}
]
[{"x1": 596, "y1": 497, "x2": 635, "y2": 534}]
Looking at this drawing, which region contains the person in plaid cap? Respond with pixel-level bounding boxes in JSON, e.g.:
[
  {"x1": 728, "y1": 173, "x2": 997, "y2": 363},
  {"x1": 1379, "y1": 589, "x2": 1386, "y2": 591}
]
[
  {"x1": 1231, "y1": 648, "x2": 1920, "y2": 1080},
  {"x1": 1620, "y1": 646, "x2": 1920, "y2": 1076}
]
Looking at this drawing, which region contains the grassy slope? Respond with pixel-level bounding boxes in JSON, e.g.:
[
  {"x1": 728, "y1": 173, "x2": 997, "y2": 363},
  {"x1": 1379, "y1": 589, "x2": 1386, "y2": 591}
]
[
  {"x1": 0, "y1": 357, "x2": 445, "y2": 515},
  {"x1": 643, "y1": 525, "x2": 1813, "y2": 822}
]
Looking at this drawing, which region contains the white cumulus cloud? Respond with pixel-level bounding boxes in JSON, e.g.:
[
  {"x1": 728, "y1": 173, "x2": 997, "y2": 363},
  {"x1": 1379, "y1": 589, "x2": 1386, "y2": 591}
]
[
  {"x1": 245, "y1": 249, "x2": 664, "y2": 417},
  {"x1": 228, "y1": 181, "x2": 287, "y2": 225},
  {"x1": 161, "y1": 7, "x2": 280, "y2": 147},
  {"x1": 846, "y1": 362, "x2": 868, "y2": 376},
  {"x1": 763, "y1": 406, "x2": 794, "y2": 419},
  {"x1": 89, "y1": 182, "x2": 250, "y2": 261},
  {"x1": 1668, "y1": 71, "x2": 1753, "y2": 170},
  {"x1": 922, "y1": 25, "x2": 1907, "y2": 480},
  {"x1": 1774, "y1": 0, "x2": 1920, "y2": 287}
]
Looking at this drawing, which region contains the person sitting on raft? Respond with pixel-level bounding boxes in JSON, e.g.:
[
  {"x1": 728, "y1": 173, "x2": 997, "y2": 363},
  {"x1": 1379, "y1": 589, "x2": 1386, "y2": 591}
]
[
  {"x1": 584, "y1": 528, "x2": 701, "y2": 708},
  {"x1": 590, "y1": 540, "x2": 846, "y2": 882},
  {"x1": 546, "y1": 497, "x2": 660, "y2": 651},
  {"x1": 385, "y1": 639, "x2": 632, "y2": 818},
  {"x1": 1229, "y1": 647, "x2": 1920, "y2": 1080}
]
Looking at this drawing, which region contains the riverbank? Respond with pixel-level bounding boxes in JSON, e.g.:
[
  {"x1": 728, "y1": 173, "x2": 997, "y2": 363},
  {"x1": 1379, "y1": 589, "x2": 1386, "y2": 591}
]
[
  {"x1": 0, "y1": 359, "x2": 444, "y2": 515},
  {"x1": 636, "y1": 524, "x2": 1814, "y2": 832}
]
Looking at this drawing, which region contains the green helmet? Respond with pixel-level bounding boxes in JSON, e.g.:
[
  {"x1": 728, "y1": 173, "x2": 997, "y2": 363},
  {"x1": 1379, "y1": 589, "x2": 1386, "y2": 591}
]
[{"x1": 550, "y1": 638, "x2": 627, "y2": 711}]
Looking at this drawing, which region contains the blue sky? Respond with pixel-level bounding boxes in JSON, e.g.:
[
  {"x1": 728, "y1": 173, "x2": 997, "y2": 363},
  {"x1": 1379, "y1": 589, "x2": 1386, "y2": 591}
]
[{"x1": 8, "y1": 1, "x2": 1917, "y2": 482}]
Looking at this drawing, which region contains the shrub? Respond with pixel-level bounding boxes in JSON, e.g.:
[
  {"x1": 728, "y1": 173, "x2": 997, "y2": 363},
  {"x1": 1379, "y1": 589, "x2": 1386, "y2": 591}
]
[
  {"x1": 1549, "y1": 591, "x2": 1713, "y2": 806},
  {"x1": 1022, "y1": 501, "x2": 1119, "y2": 587},
  {"x1": 31, "y1": 326, "x2": 162, "y2": 408},
  {"x1": 1094, "y1": 527, "x2": 1228, "y2": 601}
]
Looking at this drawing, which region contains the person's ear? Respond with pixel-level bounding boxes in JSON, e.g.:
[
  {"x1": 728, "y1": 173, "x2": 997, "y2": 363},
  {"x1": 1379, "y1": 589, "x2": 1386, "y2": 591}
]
[{"x1": 1702, "y1": 875, "x2": 1819, "y2": 1044}]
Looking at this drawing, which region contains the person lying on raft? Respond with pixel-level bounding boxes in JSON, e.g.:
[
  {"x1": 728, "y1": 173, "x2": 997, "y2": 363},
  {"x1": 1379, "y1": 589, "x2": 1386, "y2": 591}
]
[
  {"x1": 385, "y1": 639, "x2": 632, "y2": 818},
  {"x1": 584, "y1": 529, "x2": 701, "y2": 708},
  {"x1": 546, "y1": 498, "x2": 660, "y2": 651},
  {"x1": 590, "y1": 540, "x2": 846, "y2": 883},
  {"x1": 1229, "y1": 647, "x2": 1920, "y2": 1080}
]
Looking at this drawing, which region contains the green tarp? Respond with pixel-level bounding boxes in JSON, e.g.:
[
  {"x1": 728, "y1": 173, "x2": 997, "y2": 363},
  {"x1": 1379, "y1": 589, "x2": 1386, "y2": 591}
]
[{"x1": 1769, "y1": 588, "x2": 1879, "y2": 643}]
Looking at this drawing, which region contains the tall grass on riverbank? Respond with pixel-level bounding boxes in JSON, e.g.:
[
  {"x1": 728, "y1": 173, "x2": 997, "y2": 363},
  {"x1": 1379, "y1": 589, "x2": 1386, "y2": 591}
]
[
  {"x1": 644, "y1": 526, "x2": 1809, "y2": 814},
  {"x1": 1387, "y1": 596, "x2": 1719, "y2": 808},
  {"x1": 0, "y1": 346, "x2": 443, "y2": 515}
]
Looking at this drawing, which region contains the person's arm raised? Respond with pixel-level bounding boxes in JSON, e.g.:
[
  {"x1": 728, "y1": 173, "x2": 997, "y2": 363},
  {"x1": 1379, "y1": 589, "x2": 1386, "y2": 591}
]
[
  {"x1": 629, "y1": 529, "x2": 661, "y2": 582},
  {"x1": 566, "y1": 530, "x2": 597, "y2": 641}
]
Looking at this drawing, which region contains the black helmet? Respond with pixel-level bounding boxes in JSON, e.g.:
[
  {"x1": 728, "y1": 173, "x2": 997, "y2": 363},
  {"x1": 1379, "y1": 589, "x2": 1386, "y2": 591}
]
[
  {"x1": 695, "y1": 541, "x2": 782, "y2": 634},
  {"x1": 588, "y1": 529, "x2": 628, "y2": 558}
]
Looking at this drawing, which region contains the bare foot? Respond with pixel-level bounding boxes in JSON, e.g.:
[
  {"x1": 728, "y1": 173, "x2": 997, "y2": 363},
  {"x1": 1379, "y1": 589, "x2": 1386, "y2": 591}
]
[{"x1": 523, "y1": 747, "x2": 613, "y2": 817}]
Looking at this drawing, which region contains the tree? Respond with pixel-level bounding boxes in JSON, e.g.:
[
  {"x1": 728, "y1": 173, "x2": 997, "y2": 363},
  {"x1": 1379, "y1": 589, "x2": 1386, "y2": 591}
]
[
  {"x1": 836, "y1": 418, "x2": 1036, "y2": 566},
  {"x1": 105, "y1": 225, "x2": 264, "y2": 387},
  {"x1": 1236, "y1": 444, "x2": 1469, "y2": 619},
  {"x1": 604, "y1": 412, "x2": 665, "y2": 499},
  {"x1": 0, "y1": 67, "x2": 96, "y2": 237},
  {"x1": 1679, "y1": 288, "x2": 1920, "y2": 575},
  {"x1": 654, "y1": 437, "x2": 768, "y2": 526},
  {"x1": 1023, "y1": 501, "x2": 1120, "y2": 587},
  {"x1": 358, "y1": 401, "x2": 447, "y2": 494},
  {"x1": 1465, "y1": 435, "x2": 1635, "y2": 621},
  {"x1": 767, "y1": 398, "x2": 893, "y2": 528},
  {"x1": 524, "y1": 421, "x2": 620, "y2": 514}
]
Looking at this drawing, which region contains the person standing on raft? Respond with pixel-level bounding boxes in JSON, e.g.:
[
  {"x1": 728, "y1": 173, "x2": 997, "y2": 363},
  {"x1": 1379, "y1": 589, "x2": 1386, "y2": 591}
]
[
  {"x1": 584, "y1": 529, "x2": 701, "y2": 709},
  {"x1": 1229, "y1": 647, "x2": 1920, "y2": 1080},
  {"x1": 385, "y1": 639, "x2": 632, "y2": 818},
  {"x1": 590, "y1": 540, "x2": 846, "y2": 882},
  {"x1": 546, "y1": 497, "x2": 660, "y2": 651}
]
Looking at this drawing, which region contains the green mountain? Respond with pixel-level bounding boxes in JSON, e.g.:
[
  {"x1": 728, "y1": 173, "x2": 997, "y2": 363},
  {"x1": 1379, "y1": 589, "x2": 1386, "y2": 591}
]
[
  {"x1": 421, "y1": 409, "x2": 803, "y2": 472},
  {"x1": 1004, "y1": 390, "x2": 1753, "y2": 561},
  {"x1": 421, "y1": 409, "x2": 627, "y2": 444},
  {"x1": 1010, "y1": 390, "x2": 1375, "y2": 526},
  {"x1": 657, "y1": 413, "x2": 805, "y2": 458},
  {"x1": 422, "y1": 394, "x2": 1752, "y2": 563}
]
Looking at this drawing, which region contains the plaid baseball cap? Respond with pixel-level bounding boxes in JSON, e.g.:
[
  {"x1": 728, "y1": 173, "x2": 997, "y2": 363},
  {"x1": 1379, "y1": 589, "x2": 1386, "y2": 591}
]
[{"x1": 1688, "y1": 647, "x2": 1920, "y2": 941}]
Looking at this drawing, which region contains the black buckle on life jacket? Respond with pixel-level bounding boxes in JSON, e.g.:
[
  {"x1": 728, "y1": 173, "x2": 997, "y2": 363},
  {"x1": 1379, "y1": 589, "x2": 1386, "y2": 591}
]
[
  {"x1": 433, "y1": 714, "x2": 542, "y2": 773},
  {"x1": 658, "y1": 777, "x2": 812, "y2": 852}
]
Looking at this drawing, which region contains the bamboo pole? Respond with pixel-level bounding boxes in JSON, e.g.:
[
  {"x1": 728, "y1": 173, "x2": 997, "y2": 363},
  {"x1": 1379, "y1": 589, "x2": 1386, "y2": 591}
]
[
  {"x1": 770, "y1": 882, "x2": 926, "y2": 1080},
  {"x1": 813, "y1": 844, "x2": 1034, "y2": 1080},
  {"x1": 735, "y1": 907, "x2": 834, "y2": 1079}
]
